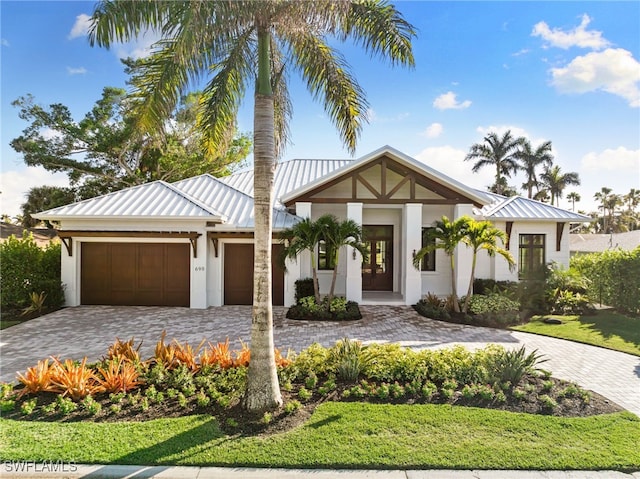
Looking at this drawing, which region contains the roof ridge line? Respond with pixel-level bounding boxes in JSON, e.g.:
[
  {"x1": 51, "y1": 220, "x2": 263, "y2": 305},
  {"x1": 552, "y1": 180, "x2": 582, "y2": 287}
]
[{"x1": 157, "y1": 180, "x2": 226, "y2": 219}]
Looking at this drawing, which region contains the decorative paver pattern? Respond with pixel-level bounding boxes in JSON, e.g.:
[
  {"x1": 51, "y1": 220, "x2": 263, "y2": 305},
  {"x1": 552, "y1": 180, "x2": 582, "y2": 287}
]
[{"x1": 1, "y1": 305, "x2": 638, "y2": 416}]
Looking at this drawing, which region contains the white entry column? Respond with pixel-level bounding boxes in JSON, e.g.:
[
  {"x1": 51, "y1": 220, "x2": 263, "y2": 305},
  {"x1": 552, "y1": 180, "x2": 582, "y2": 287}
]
[
  {"x1": 403, "y1": 203, "x2": 422, "y2": 305},
  {"x1": 292, "y1": 202, "x2": 312, "y2": 300},
  {"x1": 454, "y1": 204, "x2": 474, "y2": 298},
  {"x1": 346, "y1": 202, "x2": 363, "y2": 303}
]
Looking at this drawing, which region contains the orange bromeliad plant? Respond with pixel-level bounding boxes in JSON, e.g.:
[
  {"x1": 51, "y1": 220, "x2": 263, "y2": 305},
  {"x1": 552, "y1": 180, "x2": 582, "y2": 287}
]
[
  {"x1": 16, "y1": 358, "x2": 60, "y2": 398},
  {"x1": 50, "y1": 357, "x2": 104, "y2": 400},
  {"x1": 96, "y1": 357, "x2": 143, "y2": 394}
]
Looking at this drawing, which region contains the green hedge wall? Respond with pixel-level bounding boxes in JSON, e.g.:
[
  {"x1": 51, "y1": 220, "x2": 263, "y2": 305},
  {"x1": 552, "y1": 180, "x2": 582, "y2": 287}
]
[
  {"x1": 0, "y1": 233, "x2": 64, "y2": 310},
  {"x1": 570, "y1": 246, "x2": 640, "y2": 314}
]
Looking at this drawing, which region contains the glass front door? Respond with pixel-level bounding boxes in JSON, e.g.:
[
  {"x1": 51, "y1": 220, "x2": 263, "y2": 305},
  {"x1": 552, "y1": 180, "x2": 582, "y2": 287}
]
[{"x1": 362, "y1": 225, "x2": 393, "y2": 291}]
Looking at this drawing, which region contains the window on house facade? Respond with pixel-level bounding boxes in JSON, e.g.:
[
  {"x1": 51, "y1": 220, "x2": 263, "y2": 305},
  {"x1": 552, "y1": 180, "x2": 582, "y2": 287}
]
[
  {"x1": 317, "y1": 239, "x2": 336, "y2": 270},
  {"x1": 420, "y1": 227, "x2": 436, "y2": 272},
  {"x1": 519, "y1": 234, "x2": 545, "y2": 279}
]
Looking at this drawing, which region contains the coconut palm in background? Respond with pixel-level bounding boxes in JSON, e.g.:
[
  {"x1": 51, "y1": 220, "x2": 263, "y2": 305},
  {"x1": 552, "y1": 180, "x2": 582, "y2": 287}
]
[
  {"x1": 516, "y1": 139, "x2": 553, "y2": 199},
  {"x1": 566, "y1": 191, "x2": 581, "y2": 212},
  {"x1": 89, "y1": 0, "x2": 415, "y2": 412},
  {"x1": 539, "y1": 165, "x2": 580, "y2": 207},
  {"x1": 464, "y1": 130, "x2": 524, "y2": 196},
  {"x1": 413, "y1": 216, "x2": 472, "y2": 313},
  {"x1": 461, "y1": 220, "x2": 514, "y2": 313}
]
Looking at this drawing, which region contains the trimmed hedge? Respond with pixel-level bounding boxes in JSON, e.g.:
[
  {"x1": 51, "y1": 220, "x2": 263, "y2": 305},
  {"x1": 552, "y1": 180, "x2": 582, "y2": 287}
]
[
  {"x1": 571, "y1": 247, "x2": 640, "y2": 314},
  {"x1": 0, "y1": 232, "x2": 64, "y2": 310}
]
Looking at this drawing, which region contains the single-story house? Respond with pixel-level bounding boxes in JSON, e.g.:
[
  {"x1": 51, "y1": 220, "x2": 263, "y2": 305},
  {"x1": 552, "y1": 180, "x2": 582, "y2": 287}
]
[
  {"x1": 34, "y1": 146, "x2": 590, "y2": 308},
  {"x1": 570, "y1": 230, "x2": 640, "y2": 256}
]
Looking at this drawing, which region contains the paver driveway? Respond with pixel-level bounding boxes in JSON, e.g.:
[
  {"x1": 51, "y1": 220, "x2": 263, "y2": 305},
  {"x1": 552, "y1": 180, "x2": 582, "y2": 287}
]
[{"x1": 1, "y1": 305, "x2": 638, "y2": 416}]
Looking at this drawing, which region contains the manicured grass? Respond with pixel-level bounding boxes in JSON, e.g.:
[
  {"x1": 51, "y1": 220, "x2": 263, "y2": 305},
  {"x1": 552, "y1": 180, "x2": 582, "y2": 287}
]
[
  {"x1": 2, "y1": 403, "x2": 639, "y2": 471},
  {"x1": 512, "y1": 310, "x2": 640, "y2": 356},
  {"x1": 0, "y1": 320, "x2": 22, "y2": 330}
]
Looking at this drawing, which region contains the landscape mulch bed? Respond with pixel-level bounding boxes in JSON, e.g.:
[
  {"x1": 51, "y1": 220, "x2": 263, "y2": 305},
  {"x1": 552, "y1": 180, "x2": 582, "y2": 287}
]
[{"x1": 3, "y1": 375, "x2": 624, "y2": 437}]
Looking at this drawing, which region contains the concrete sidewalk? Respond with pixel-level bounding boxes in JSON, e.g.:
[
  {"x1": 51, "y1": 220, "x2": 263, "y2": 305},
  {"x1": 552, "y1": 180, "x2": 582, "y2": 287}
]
[{"x1": 1, "y1": 464, "x2": 638, "y2": 479}]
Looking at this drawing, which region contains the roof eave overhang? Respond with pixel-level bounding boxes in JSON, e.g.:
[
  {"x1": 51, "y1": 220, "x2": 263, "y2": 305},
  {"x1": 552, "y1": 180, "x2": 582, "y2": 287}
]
[{"x1": 32, "y1": 214, "x2": 224, "y2": 222}]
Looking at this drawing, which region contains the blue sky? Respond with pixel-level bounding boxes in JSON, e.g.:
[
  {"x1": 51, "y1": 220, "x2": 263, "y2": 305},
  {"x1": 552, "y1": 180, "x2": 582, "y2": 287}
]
[{"x1": 1, "y1": 1, "x2": 639, "y2": 218}]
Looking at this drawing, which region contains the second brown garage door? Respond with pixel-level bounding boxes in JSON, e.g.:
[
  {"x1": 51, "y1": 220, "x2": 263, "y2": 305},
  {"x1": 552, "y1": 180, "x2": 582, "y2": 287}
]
[
  {"x1": 224, "y1": 243, "x2": 284, "y2": 305},
  {"x1": 81, "y1": 242, "x2": 190, "y2": 306}
]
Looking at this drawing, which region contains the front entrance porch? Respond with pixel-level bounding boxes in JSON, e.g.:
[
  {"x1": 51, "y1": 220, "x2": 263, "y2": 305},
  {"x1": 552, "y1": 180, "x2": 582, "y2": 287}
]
[{"x1": 360, "y1": 291, "x2": 404, "y2": 305}]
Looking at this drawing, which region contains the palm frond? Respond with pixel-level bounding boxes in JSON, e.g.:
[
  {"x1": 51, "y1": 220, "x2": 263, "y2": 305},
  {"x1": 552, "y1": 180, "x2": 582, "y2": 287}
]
[
  {"x1": 343, "y1": 0, "x2": 416, "y2": 67},
  {"x1": 287, "y1": 32, "x2": 368, "y2": 154}
]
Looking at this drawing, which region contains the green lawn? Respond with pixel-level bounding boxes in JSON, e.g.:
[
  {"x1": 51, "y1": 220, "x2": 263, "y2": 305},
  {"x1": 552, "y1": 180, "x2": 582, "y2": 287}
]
[
  {"x1": 512, "y1": 310, "x2": 640, "y2": 356},
  {"x1": 2, "y1": 403, "x2": 639, "y2": 471},
  {"x1": 0, "y1": 320, "x2": 22, "y2": 330}
]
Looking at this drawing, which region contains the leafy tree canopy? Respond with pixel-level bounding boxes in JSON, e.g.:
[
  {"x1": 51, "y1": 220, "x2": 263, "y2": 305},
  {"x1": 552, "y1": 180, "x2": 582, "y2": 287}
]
[{"x1": 11, "y1": 66, "x2": 251, "y2": 200}]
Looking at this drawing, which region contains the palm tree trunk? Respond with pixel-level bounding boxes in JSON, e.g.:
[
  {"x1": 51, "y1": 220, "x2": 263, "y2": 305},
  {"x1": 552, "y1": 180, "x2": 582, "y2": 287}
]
[
  {"x1": 310, "y1": 252, "x2": 321, "y2": 304},
  {"x1": 244, "y1": 26, "x2": 282, "y2": 413},
  {"x1": 463, "y1": 252, "x2": 477, "y2": 313},
  {"x1": 449, "y1": 254, "x2": 460, "y2": 313},
  {"x1": 328, "y1": 249, "x2": 339, "y2": 305}
]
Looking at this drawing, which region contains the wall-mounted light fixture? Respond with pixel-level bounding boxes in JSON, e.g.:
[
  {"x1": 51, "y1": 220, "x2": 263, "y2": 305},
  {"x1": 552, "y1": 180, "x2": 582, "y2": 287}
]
[
  {"x1": 412, "y1": 249, "x2": 416, "y2": 259},
  {"x1": 352, "y1": 248, "x2": 357, "y2": 260}
]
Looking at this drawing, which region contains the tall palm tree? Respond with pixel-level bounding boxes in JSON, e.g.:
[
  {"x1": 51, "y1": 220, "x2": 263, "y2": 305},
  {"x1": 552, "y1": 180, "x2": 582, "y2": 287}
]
[
  {"x1": 413, "y1": 216, "x2": 472, "y2": 313},
  {"x1": 516, "y1": 139, "x2": 553, "y2": 199},
  {"x1": 89, "y1": 1, "x2": 415, "y2": 412},
  {"x1": 461, "y1": 220, "x2": 514, "y2": 313},
  {"x1": 320, "y1": 215, "x2": 368, "y2": 304},
  {"x1": 594, "y1": 187, "x2": 613, "y2": 233},
  {"x1": 566, "y1": 192, "x2": 581, "y2": 212},
  {"x1": 465, "y1": 130, "x2": 524, "y2": 195},
  {"x1": 539, "y1": 165, "x2": 580, "y2": 207}
]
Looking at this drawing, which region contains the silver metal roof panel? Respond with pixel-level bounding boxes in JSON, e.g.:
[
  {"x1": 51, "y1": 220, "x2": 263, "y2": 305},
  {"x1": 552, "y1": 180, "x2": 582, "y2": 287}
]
[
  {"x1": 174, "y1": 174, "x2": 300, "y2": 229},
  {"x1": 34, "y1": 181, "x2": 222, "y2": 219}
]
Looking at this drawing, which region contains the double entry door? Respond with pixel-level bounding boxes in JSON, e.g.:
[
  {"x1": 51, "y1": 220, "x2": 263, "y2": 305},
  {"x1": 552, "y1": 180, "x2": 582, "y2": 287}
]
[{"x1": 361, "y1": 225, "x2": 393, "y2": 291}]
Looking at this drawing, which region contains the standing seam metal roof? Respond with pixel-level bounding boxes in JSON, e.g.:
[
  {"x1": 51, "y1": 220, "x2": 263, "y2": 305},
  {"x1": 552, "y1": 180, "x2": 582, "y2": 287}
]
[
  {"x1": 173, "y1": 174, "x2": 299, "y2": 229},
  {"x1": 34, "y1": 181, "x2": 223, "y2": 219},
  {"x1": 481, "y1": 195, "x2": 592, "y2": 221}
]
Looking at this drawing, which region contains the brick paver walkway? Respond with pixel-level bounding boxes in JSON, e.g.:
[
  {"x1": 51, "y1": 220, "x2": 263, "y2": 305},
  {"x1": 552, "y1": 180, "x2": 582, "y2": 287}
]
[{"x1": 1, "y1": 305, "x2": 638, "y2": 416}]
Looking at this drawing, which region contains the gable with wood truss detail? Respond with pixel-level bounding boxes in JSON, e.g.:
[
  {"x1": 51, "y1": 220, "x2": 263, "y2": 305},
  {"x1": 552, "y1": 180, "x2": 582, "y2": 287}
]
[{"x1": 283, "y1": 155, "x2": 484, "y2": 207}]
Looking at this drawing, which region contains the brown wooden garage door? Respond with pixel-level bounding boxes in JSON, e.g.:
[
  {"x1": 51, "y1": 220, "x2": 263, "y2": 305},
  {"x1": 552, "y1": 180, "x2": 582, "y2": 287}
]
[
  {"x1": 81, "y1": 243, "x2": 190, "y2": 306},
  {"x1": 224, "y1": 243, "x2": 284, "y2": 305}
]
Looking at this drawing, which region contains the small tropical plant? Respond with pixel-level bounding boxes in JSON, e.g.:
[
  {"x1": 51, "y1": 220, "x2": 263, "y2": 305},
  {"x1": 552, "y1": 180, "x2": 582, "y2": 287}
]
[
  {"x1": 488, "y1": 346, "x2": 547, "y2": 385},
  {"x1": 96, "y1": 357, "x2": 143, "y2": 394},
  {"x1": 16, "y1": 358, "x2": 59, "y2": 398},
  {"x1": 200, "y1": 339, "x2": 233, "y2": 369},
  {"x1": 21, "y1": 291, "x2": 47, "y2": 316},
  {"x1": 106, "y1": 337, "x2": 143, "y2": 364},
  {"x1": 50, "y1": 357, "x2": 104, "y2": 400}
]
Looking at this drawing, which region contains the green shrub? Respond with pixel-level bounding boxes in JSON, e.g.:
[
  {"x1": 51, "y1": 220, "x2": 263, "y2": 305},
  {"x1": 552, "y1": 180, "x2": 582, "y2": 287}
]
[
  {"x1": 467, "y1": 294, "x2": 521, "y2": 326},
  {"x1": 330, "y1": 338, "x2": 364, "y2": 382},
  {"x1": 413, "y1": 300, "x2": 451, "y2": 321},
  {"x1": 284, "y1": 400, "x2": 302, "y2": 414},
  {"x1": 473, "y1": 279, "x2": 518, "y2": 296},
  {"x1": 20, "y1": 398, "x2": 38, "y2": 415},
  {"x1": 0, "y1": 233, "x2": 64, "y2": 310},
  {"x1": 294, "y1": 278, "x2": 315, "y2": 303},
  {"x1": 298, "y1": 387, "x2": 313, "y2": 401},
  {"x1": 287, "y1": 296, "x2": 362, "y2": 321},
  {"x1": 571, "y1": 247, "x2": 640, "y2": 314}
]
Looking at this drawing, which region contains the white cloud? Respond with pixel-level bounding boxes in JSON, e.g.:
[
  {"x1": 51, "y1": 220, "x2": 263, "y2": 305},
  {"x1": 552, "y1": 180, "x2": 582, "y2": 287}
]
[
  {"x1": 114, "y1": 30, "x2": 162, "y2": 60},
  {"x1": 366, "y1": 108, "x2": 409, "y2": 123},
  {"x1": 433, "y1": 92, "x2": 471, "y2": 110},
  {"x1": 0, "y1": 167, "x2": 69, "y2": 217},
  {"x1": 68, "y1": 13, "x2": 92, "y2": 40},
  {"x1": 67, "y1": 66, "x2": 87, "y2": 75},
  {"x1": 581, "y1": 147, "x2": 640, "y2": 172},
  {"x1": 512, "y1": 48, "x2": 530, "y2": 57},
  {"x1": 422, "y1": 123, "x2": 443, "y2": 139},
  {"x1": 414, "y1": 145, "x2": 493, "y2": 190},
  {"x1": 550, "y1": 48, "x2": 640, "y2": 107},
  {"x1": 1, "y1": 38, "x2": 9, "y2": 47},
  {"x1": 532, "y1": 14, "x2": 610, "y2": 50}
]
